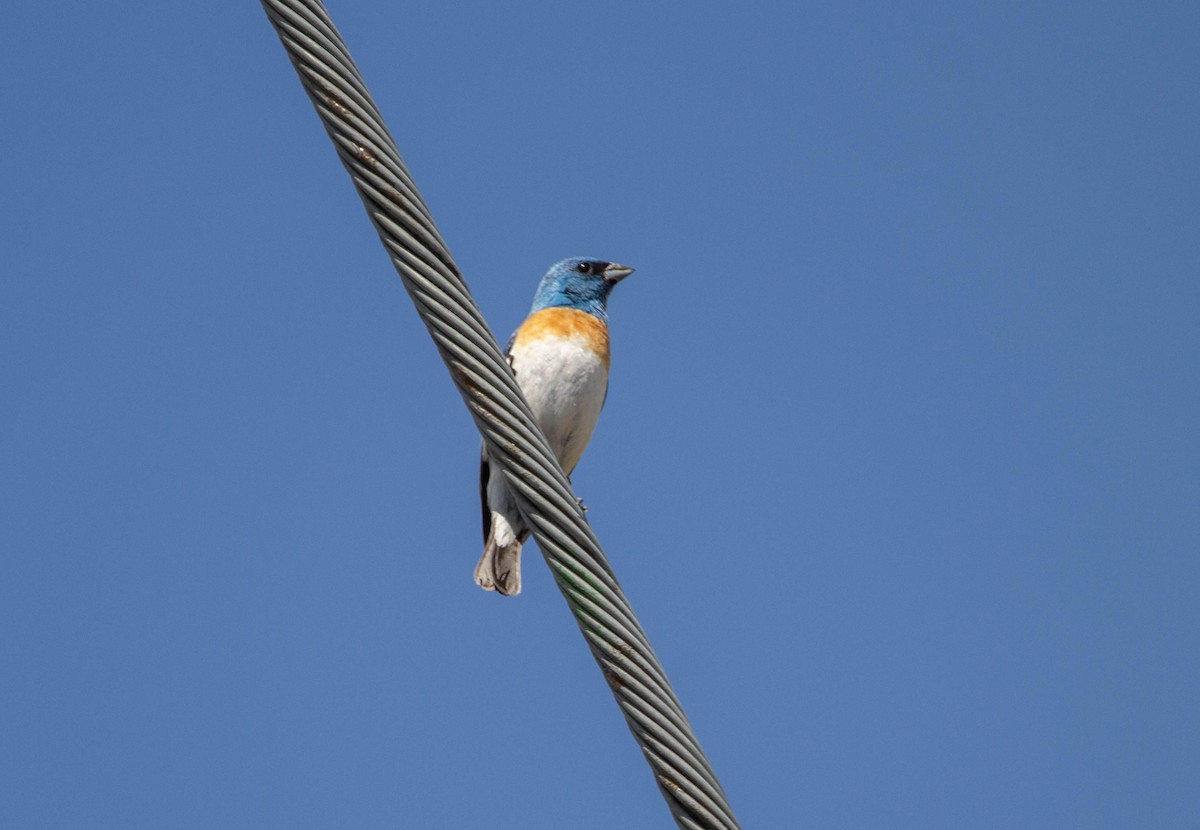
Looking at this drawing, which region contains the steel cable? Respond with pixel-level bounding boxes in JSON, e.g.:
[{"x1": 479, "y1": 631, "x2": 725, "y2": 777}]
[{"x1": 261, "y1": 2, "x2": 741, "y2": 827}]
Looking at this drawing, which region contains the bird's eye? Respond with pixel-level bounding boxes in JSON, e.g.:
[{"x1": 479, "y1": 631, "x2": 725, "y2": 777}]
[{"x1": 576, "y1": 262, "x2": 591, "y2": 274}]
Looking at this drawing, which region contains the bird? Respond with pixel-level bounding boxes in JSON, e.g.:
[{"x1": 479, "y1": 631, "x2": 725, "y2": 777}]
[{"x1": 474, "y1": 257, "x2": 635, "y2": 596}]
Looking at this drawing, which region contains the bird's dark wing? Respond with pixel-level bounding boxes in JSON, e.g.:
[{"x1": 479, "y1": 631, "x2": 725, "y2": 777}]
[
  {"x1": 479, "y1": 444, "x2": 490, "y2": 543},
  {"x1": 480, "y1": 331, "x2": 519, "y2": 543}
]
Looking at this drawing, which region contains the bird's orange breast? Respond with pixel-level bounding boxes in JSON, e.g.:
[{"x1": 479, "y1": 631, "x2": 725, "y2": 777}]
[{"x1": 513, "y1": 308, "x2": 611, "y2": 369}]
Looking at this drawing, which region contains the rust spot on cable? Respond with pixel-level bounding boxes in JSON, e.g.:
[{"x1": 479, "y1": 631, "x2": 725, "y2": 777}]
[
  {"x1": 615, "y1": 640, "x2": 636, "y2": 662},
  {"x1": 449, "y1": 361, "x2": 478, "y2": 394},
  {"x1": 601, "y1": 659, "x2": 624, "y2": 691},
  {"x1": 351, "y1": 142, "x2": 377, "y2": 165},
  {"x1": 657, "y1": 773, "x2": 683, "y2": 795},
  {"x1": 323, "y1": 87, "x2": 352, "y2": 118}
]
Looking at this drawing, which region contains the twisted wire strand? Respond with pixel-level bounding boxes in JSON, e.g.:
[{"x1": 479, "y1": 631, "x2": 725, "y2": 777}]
[{"x1": 261, "y1": 3, "x2": 741, "y2": 827}]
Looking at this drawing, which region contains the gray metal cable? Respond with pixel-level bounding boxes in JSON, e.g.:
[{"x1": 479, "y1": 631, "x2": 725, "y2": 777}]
[{"x1": 260, "y1": 3, "x2": 741, "y2": 827}]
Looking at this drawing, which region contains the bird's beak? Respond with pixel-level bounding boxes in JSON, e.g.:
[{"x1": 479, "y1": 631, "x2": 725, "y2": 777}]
[{"x1": 603, "y1": 263, "x2": 635, "y2": 284}]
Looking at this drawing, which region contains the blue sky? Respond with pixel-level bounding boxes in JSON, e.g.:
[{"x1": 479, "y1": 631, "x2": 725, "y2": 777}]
[{"x1": 2, "y1": 2, "x2": 1198, "y2": 828}]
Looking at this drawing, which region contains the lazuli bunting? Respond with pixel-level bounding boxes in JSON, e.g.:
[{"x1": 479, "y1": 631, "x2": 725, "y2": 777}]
[{"x1": 474, "y1": 257, "x2": 635, "y2": 596}]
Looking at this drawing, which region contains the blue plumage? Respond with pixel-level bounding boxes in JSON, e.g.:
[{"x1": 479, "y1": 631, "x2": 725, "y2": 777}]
[{"x1": 529, "y1": 257, "x2": 634, "y2": 322}]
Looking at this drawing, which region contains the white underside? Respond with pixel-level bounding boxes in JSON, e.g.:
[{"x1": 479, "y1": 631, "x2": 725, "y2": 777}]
[{"x1": 509, "y1": 334, "x2": 609, "y2": 475}]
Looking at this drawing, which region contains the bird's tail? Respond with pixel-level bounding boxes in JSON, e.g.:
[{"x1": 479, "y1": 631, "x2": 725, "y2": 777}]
[{"x1": 475, "y1": 532, "x2": 522, "y2": 596}]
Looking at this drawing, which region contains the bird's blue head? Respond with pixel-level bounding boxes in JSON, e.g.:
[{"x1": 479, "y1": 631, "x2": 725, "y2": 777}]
[{"x1": 529, "y1": 257, "x2": 635, "y2": 322}]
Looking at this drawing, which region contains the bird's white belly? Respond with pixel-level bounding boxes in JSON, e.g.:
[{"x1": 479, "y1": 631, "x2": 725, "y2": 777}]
[{"x1": 510, "y1": 335, "x2": 609, "y2": 475}]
